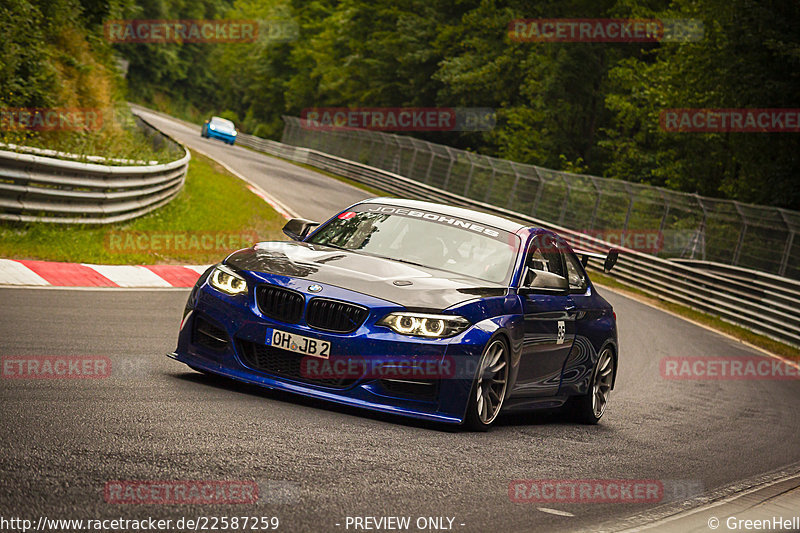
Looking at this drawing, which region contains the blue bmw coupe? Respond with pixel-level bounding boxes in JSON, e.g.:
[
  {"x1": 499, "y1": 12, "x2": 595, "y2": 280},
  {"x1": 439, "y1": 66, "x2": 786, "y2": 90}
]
[{"x1": 170, "y1": 198, "x2": 619, "y2": 430}]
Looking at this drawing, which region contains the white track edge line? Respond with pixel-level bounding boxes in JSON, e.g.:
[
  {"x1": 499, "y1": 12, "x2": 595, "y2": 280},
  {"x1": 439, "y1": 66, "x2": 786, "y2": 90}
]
[
  {"x1": 613, "y1": 468, "x2": 800, "y2": 532},
  {"x1": 178, "y1": 143, "x2": 299, "y2": 220}
]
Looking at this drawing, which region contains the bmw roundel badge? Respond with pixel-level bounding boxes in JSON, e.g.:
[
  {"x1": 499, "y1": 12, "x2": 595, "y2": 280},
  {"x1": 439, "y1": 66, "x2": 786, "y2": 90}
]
[{"x1": 308, "y1": 284, "x2": 323, "y2": 293}]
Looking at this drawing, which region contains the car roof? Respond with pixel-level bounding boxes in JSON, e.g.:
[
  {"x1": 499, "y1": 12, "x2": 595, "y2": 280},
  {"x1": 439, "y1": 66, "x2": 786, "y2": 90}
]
[
  {"x1": 210, "y1": 116, "x2": 234, "y2": 125},
  {"x1": 358, "y1": 197, "x2": 530, "y2": 233}
]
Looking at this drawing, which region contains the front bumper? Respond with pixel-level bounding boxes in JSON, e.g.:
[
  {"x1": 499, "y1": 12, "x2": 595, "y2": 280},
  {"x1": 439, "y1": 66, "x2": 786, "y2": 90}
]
[
  {"x1": 170, "y1": 275, "x2": 492, "y2": 425},
  {"x1": 206, "y1": 129, "x2": 236, "y2": 143}
]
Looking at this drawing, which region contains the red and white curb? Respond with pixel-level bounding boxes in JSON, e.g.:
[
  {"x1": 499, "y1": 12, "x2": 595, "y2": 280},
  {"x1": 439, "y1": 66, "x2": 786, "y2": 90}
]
[{"x1": 0, "y1": 259, "x2": 209, "y2": 288}]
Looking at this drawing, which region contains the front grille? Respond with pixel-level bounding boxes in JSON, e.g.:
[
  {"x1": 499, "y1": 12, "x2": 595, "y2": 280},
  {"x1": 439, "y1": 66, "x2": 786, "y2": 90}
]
[
  {"x1": 256, "y1": 285, "x2": 304, "y2": 324},
  {"x1": 193, "y1": 315, "x2": 229, "y2": 351},
  {"x1": 237, "y1": 339, "x2": 356, "y2": 389},
  {"x1": 306, "y1": 298, "x2": 368, "y2": 333}
]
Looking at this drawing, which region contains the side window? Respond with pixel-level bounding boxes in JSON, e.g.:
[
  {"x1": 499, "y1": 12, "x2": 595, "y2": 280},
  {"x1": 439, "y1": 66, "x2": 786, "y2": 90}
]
[
  {"x1": 523, "y1": 235, "x2": 567, "y2": 289},
  {"x1": 563, "y1": 251, "x2": 588, "y2": 292}
]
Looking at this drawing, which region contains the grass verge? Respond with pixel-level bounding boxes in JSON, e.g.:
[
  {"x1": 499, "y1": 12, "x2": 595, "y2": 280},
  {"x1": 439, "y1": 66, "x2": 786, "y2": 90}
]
[
  {"x1": 589, "y1": 270, "x2": 800, "y2": 360},
  {"x1": 0, "y1": 150, "x2": 286, "y2": 265},
  {"x1": 130, "y1": 102, "x2": 388, "y2": 198}
]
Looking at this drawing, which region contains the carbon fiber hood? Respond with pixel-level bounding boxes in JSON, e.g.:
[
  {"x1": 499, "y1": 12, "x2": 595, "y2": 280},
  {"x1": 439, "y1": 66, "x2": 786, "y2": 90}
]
[{"x1": 224, "y1": 242, "x2": 507, "y2": 310}]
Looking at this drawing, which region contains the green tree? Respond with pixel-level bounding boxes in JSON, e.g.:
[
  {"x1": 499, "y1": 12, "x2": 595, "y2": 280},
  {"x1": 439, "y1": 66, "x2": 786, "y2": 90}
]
[{"x1": 602, "y1": 0, "x2": 800, "y2": 208}]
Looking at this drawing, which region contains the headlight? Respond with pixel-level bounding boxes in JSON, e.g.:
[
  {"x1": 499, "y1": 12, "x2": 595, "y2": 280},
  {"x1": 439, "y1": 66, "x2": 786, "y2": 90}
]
[
  {"x1": 377, "y1": 313, "x2": 470, "y2": 338},
  {"x1": 209, "y1": 264, "x2": 248, "y2": 295},
  {"x1": 209, "y1": 124, "x2": 216, "y2": 130}
]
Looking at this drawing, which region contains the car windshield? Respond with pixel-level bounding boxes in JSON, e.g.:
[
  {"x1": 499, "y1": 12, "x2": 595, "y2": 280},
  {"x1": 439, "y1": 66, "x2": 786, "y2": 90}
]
[
  {"x1": 307, "y1": 204, "x2": 519, "y2": 284},
  {"x1": 211, "y1": 117, "x2": 235, "y2": 130}
]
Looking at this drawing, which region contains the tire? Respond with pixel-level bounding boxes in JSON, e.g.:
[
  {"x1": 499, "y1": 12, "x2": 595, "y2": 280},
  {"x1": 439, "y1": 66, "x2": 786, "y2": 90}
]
[
  {"x1": 464, "y1": 337, "x2": 510, "y2": 431},
  {"x1": 569, "y1": 347, "x2": 615, "y2": 424}
]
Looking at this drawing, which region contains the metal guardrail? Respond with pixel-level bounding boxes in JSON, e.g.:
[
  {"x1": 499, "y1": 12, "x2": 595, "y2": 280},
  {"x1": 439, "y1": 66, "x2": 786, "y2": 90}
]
[
  {"x1": 236, "y1": 133, "x2": 309, "y2": 163},
  {"x1": 672, "y1": 259, "x2": 800, "y2": 305},
  {"x1": 236, "y1": 133, "x2": 800, "y2": 347},
  {"x1": 0, "y1": 116, "x2": 189, "y2": 224},
  {"x1": 281, "y1": 116, "x2": 800, "y2": 282}
]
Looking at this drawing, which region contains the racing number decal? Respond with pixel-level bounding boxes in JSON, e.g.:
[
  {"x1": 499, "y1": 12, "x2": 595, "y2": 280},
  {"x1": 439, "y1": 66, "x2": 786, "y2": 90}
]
[{"x1": 557, "y1": 321, "x2": 566, "y2": 345}]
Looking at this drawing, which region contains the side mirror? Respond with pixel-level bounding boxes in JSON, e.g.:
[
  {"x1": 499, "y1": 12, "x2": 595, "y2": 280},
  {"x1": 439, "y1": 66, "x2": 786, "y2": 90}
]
[
  {"x1": 282, "y1": 218, "x2": 320, "y2": 241},
  {"x1": 519, "y1": 270, "x2": 570, "y2": 296}
]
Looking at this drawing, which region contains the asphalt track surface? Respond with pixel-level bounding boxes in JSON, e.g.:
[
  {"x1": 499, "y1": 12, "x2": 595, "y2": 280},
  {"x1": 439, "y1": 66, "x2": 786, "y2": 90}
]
[
  {"x1": 1, "y1": 111, "x2": 799, "y2": 533},
  {"x1": 134, "y1": 106, "x2": 373, "y2": 222}
]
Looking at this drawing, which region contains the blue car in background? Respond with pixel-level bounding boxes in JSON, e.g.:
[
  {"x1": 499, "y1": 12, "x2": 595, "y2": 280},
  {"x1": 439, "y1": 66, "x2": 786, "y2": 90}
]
[
  {"x1": 169, "y1": 198, "x2": 619, "y2": 430},
  {"x1": 201, "y1": 116, "x2": 237, "y2": 145}
]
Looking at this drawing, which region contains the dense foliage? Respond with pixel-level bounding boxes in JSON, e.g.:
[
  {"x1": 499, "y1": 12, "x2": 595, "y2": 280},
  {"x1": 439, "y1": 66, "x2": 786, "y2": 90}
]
[
  {"x1": 4, "y1": 0, "x2": 799, "y2": 208},
  {"x1": 0, "y1": 0, "x2": 178, "y2": 161}
]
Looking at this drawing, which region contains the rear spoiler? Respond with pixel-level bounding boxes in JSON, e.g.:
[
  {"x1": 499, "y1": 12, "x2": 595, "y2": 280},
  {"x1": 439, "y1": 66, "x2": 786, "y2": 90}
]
[{"x1": 575, "y1": 249, "x2": 620, "y2": 272}]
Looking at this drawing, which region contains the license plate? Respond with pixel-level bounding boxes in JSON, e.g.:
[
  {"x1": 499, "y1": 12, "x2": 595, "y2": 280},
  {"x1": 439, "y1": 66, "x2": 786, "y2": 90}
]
[{"x1": 266, "y1": 328, "x2": 331, "y2": 359}]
